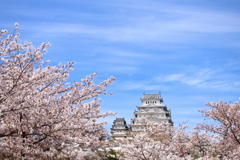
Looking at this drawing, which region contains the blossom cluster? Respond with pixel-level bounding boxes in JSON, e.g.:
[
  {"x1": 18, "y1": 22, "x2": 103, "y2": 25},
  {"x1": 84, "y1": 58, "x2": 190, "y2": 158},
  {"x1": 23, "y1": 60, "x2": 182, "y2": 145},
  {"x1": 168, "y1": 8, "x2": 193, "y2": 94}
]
[{"x1": 0, "y1": 24, "x2": 116, "y2": 159}]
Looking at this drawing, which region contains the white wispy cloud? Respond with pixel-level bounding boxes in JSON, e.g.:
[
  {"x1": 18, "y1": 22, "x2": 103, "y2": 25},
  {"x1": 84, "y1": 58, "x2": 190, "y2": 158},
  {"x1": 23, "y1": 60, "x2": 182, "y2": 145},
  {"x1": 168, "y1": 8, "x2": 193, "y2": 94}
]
[
  {"x1": 117, "y1": 81, "x2": 169, "y2": 91},
  {"x1": 22, "y1": 2, "x2": 239, "y2": 46},
  {"x1": 155, "y1": 66, "x2": 240, "y2": 91},
  {"x1": 157, "y1": 68, "x2": 210, "y2": 84},
  {"x1": 100, "y1": 49, "x2": 146, "y2": 58}
]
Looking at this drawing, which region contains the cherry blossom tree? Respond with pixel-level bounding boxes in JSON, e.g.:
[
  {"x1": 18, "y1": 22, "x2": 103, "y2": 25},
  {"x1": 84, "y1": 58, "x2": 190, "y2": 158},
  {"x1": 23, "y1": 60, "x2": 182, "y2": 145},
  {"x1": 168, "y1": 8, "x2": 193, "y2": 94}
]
[
  {"x1": 116, "y1": 119, "x2": 193, "y2": 160},
  {"x1": 0, "y1": 24, "x2": 116, "y2": 159},
  {"x1": 196, "y1": 101, "x2": 240, "y2": 159}
]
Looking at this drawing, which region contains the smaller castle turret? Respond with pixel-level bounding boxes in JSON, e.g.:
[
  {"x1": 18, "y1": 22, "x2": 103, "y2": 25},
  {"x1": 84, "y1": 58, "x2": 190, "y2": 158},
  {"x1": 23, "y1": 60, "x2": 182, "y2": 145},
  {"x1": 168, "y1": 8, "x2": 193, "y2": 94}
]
[{"x1": 110, "y1": 118, "x2": 130, "y2": 139}]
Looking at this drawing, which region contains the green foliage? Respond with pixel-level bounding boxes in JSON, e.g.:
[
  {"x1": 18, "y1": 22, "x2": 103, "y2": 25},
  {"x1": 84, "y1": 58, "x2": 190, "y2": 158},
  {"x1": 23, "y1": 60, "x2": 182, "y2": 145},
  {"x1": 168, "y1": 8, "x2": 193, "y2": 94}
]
[
  {"x1": 105, "y1": 149, "x2": 120, "y2": 160},
  {"x1": 105, "y1": 157, "x2": 119, "y2": 160}
]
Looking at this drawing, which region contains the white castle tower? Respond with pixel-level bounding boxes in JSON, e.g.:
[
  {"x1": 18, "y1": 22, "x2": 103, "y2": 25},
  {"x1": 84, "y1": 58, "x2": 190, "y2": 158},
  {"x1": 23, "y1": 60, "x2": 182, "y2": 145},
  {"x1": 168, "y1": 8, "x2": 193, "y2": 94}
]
[
  {"x1": 110, "y1": 118, "x2": 130, "y2": 139},
  {"x1": 129, "y1": 93, "x2": 173, "y2": 134}
]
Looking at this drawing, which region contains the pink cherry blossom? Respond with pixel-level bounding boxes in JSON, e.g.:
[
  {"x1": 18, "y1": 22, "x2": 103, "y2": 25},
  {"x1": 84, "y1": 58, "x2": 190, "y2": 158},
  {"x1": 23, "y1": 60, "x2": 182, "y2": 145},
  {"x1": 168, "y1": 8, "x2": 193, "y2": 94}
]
[{"x1": 0, "y1": 24, "x2": 116, "y2": 159}]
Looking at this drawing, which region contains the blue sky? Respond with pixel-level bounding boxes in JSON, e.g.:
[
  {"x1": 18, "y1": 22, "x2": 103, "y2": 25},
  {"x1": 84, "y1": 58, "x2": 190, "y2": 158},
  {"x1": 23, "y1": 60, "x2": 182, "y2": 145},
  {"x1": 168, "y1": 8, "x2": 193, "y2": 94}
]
[{"x1": 1, "y1": 0, "x2": 240, "y2": 131}]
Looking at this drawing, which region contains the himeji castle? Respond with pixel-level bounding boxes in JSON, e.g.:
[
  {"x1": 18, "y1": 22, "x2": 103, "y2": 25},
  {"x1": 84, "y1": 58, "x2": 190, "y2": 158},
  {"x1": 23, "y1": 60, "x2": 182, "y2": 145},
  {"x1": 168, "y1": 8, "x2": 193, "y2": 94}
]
[
  {"x1": 129, "y1": 93, "x2": 173, "y2": 134},
  {"x1": 110, "y1": 93, "x2": 173, "y2": 138}
]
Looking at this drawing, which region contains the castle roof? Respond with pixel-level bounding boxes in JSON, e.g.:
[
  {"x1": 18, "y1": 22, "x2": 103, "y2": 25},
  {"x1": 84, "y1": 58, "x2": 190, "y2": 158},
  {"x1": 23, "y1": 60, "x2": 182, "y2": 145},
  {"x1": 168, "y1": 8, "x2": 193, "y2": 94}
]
[
  {"x1": 140, "y1": 93, "x2": 163, "y2": 102},
  {"x1": 114, "y1": 118, "x2": 125, "y2": 121}
]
